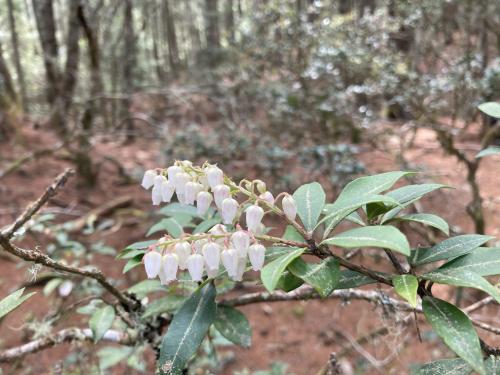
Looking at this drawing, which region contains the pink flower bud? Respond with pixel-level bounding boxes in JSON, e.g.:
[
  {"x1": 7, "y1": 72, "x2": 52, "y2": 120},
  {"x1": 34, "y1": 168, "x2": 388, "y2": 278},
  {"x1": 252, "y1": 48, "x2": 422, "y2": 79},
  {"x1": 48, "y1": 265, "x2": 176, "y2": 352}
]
[
  {"x1": 282, "y1": 195, "x2": 297, "y2": 221},
  {"x1": 246, "y1": 205, "x2": 264, "y2": 233},
  {"x1": 141, "y1": 170, "x2": 156, "y2": 189},
  {"x1": 196, "y1": 191, "x2": 213, "y2": 216},
  {"x1": 213, "y1": 184, "x2": 230, "y2": 208},
  {"x1": 221, "y1": 198, "x2": 239, "y2": 224},
  {"x1": 231, "y1": 230, "x2": 250, "y2": 258},
  {"x1": 202, "y1": 242, "x2": 221, "y2": 271},
  {"x1": 174, "y1": 241, "x2": 191, "y2": 270},
  {"x1": 206, "y1": 166, "x2": 224, "y2": 188},
  {"x1": 186, "y1": 253, "x2": 204, "y2": 281},
  {"x1": 259, "y1": 191, "x2": 275, "y2": 205},
  {"x1": 144, "y1": 251, "x2": 162, "y2": 278},
  {"x1": 162, "y1": 253, "x2": 179, "y2": 282},
  {"x1": 248, "y1": 243, "x2": 266, "y2": 271},
  {"x1": 161, "y1": 180, "x2": 175, "y2": 203},
  {"x1": 221, "y1": 248, "x2": 238, "y2": 277}
]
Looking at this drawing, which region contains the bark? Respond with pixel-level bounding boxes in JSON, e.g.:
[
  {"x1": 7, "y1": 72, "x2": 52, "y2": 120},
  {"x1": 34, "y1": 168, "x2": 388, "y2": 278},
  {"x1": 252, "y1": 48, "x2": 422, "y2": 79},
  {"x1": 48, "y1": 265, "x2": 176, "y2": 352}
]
[
  {"x1": 0, "y1": 42, "x2": 18, "y2": 141},
  {"x1": 163, "y1": 0, "x2": 180, "y2": 75},
  {"x1": 123, "y1": 0, "x2": 136, "y2": 141},
  {"x1": 7, "y1": 0, "x2": 28, "y2": 112},
  {"x1": 205, "y1": 0, "x2": 220, "y2": 49}
]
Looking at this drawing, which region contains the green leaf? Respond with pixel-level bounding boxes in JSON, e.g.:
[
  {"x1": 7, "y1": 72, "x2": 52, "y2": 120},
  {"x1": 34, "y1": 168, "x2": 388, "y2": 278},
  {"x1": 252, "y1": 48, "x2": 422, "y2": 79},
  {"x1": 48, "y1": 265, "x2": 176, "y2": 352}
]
[
  {"x1": 127, "y1": 279, "x2": 166, "y2": 296},
  {"x1": 345, "y1": 211, "x2": 365, "y2": 226},
  {"x1": 275, "y1": 271, "x2": 304, "y2": 292},
  {"x1": 319, "y1": 195, "x2": 400, "y2": 236},
  {"x1": 89, "y1": 305, "x2": 115, "y2": 343},
  {"x1": 322, "y1": 226, "x2": 410, "y2": 256},
  {"x1": 292, "y1": 182, "x2": 325, "y2": 232},
  {"x1": 122, "y1": 254, "x2": 144, "y2": 273},
  {"x1": 477, "y1": 147, "x2": 500, "y2": 159},
  {"x1": 288, "y1": 258, "x2": 340, "y2": 297},
  {"x1": 422, "y1": 269, "x2": 500, "y2": 303},
  {"x1": 214, "y1": 305, "x2": 252, "y2": 348},
  {"x1": 410, "y1": 235, "x2": 493, "y2": 266},
  {"x1": 0, "y1": 288, "x2": 36, "y2": 319},
  {"x1": 120, "y1": 248, "x2": 146, "y2": 260},
  {"x1": 43, "y1": 278, "x2": 63, "y2": 296},
  {"x1": 336, "y1": 270, "x2": 377, "y2": 289},
  {"x1": 422, "y1": 297, "x2": 485, "y2": 375},
  {"x1": 440, "y1": 247, "x2": 500, "y2": 276},
  {"x1": 159, "y1": 283, "x2": 217, "y2": 375},
  {"x1": 159, "y1": 203, "x2": 199, "y2": 217},
  {"x1": 260, "y1": 248, "x2": 305, "y2": 292},
  {"x1": 147, "y1": 218, "x2": 184, "y2": 238},
  {"x1": 264, "y1": 246, "x2": 293, "y2": 262},
  {"x1": 98, "y1": 347, "x2": 134, "y2": 371},
  {"x1": 411, "y1": 358, "x2": 473, "y2": 375},
  {"x1": 123, "y1": 240, "x2": 157, "y2": 251},
  {"x1": 142, "y1": 296, "x2": 186, "y2": 319},
  {"x1": 392, "y1": 275, "x2": 418, "y2": 308},
  {"x1": 478, "y1": 102, "x2": 500, "y2": 118},
  {"x1": 282, "y1": 225, "x2": 306, "y2": 242},
  {"x1": 193, "y1": 218, "x2": 221, "y2": 234},
  {"x1": 394, "y1": 213, "x2": 449, "y2": 235}
]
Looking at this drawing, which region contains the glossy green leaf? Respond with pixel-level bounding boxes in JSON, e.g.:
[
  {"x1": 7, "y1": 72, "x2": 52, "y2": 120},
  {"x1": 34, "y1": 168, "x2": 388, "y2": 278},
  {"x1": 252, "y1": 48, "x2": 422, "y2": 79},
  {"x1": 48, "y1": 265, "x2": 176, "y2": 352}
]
[
  {"x1": 119, "y1": 240, "x2": 156, "y2": 255},
  {"x1": 214, "y1": 305, "x2": 252, "y2": 348},
  {"x1": 336, "y1": 270, "x2": 377, "y2": 289},
  {"x1": 159, "y1": 283, "x2": 216, "y2": 375},
  {"x1": 293, "y1": 182, "x2": 325, "y2": 232},
  {"x1": 127, "y1": 279, "x2": 166, "y2": 296},
  {"x1": 282, "y1": 225, "x2": 306, "y2": 242},
  {"x1": 260, "y1": 248, "x2": 305, "y2": 292},
  {"x1": 411, "y1": 358, "x2": 473, "y2": 375},
  {"x1": 440, "y1": 247, "x2": 500, "y2": 276},
  {"x1": 288, "y1": 257, "x2": 340, "y2": 297},
  {"x1": 422, "y1": 297, "x2": 485, "y2": 375},
  {"x1": 193, "y1": 218, "x2": 221, "y2": 234},
  {"x1": 392, "y1": 275, "x2": 418, "y2": 308},
  {"x1": 478, "y1": 102, "x2": 500, "y2": 118},
  {"x1": 0, "y1": 288, "x2": 36, "y2": 319},
  {"x1": 142, "y1": 296, "x2": 186, "y2": 319},
  {"x1": 477, "y1": 147, "x2": 500, "y2": 159},
  {"x1": 345, "y1": 211, "x2": 365, "y2": 226},
  {"x1": 147, "y1": 218, "x2": 184, "y2": 238},
  {"x1": 122, "y1": 254, "x2": 143, "y2": 273},
  {"x1": 410, "y1": 235, "x2": 493, "y2": 266},
  {"x1": 159, "y1": 203, "x2": 199, "y2": 217},
  {"x1": 422, "y1": 269, "x2": 500, "y2": 303},
  {"x1": 322, "y1": 226, "x2": 410, "y2": 256},
  {"x1": 275, "y1": 271, "x2": 304, "y2": 292},
  {"x1": 394, "y1": 213, "x2": 449, "y2": 235},
  {"x1": 90, "y1": 305, "x2": 115, "y2": 343}
]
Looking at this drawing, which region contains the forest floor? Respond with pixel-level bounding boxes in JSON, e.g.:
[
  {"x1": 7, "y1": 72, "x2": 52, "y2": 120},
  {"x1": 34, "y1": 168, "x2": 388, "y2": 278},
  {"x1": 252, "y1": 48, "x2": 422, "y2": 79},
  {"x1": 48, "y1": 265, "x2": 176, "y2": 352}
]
[{"x1": 0, "y1": 121, "x2": 499, "y2": 375}]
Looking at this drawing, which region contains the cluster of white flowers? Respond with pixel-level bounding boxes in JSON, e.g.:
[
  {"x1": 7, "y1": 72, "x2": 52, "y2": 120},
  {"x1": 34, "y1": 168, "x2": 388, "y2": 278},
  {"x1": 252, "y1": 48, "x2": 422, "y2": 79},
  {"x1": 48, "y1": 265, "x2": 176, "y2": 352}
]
[{"x1": 140, "y1": 161, "x2": 298, "y2": 284}]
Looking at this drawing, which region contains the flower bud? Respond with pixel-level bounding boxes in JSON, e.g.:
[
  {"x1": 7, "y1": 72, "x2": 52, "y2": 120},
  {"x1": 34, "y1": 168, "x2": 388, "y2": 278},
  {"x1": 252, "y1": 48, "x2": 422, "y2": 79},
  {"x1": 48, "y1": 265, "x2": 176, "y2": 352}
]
[
  {"x1": 141, "y1": 170, "x2": 156, "y2": 189},
  {"x1": 246, "y1": 205, "x2": 264, "y2": 233},
  {"x1": 202, "y1": 242, "x2": 221, "y2": 271},
  {"x1": 144, "y1": 251, "x2": 162, "y2": 278},
  {"x1": 255, "y1": 180, "x2": 267, "y2": 194},
  {"x1": 58, "y1": 280, "x2": 73, "y2": 297},
  {"x1": 248, "y1": 243, "x2": 266, "y2": 271},
  {"x1": 185, "y1": 182, "x2": 202, "y2": 205},
  {"x1": 152, "y1": 186, "x2": 162, "y2": 206},
  {"x1": 221, "y1": 248, "x2": 238, "y2": 277},
  {"x1": 196, "y1": 191, "x2": 213, "y2": 216},
  {"x1": 282, "y1": 195, "x2": 297, "y2": 221},
  {"x1": 233, "y1": 257, "x2": 247, "y2": 281},
  {"x1": 162, "y1": 253, "x2": 179, "y2": 282},
  {"x1": 259, "y1": 191, "x2": 275, "y2": 205},
  {"x1": 213, "y1": 184, "x2": 230, "y2": 208},
  {"x1": 174, "y1": 241, "x2": 191, "y2": 270},
  {"x1": 186, "y1": 253, "x2": 204, "y2": 281},
  {"x1": 161, "y1": 180, "x2": 175, "y2": 203},
  {"x1": 231, "y1": 230, "x2": 250, "y2": 258},
  {"x1": 206, "y1": 166, "x2": 224, "y2": 188},
  {"x1": 167, "y1": 165, "x2": 182, "y2": 181},
  {"x1": 221, "y1": 198, "x2": 239, "y2": 224}
]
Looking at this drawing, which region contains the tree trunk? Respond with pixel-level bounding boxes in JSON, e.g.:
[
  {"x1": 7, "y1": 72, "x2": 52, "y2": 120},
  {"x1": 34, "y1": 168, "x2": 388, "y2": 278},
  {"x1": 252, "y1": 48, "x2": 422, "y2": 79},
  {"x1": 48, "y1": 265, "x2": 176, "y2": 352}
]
[
  {"x1": 185, "y1": 0, "x2": 201, "y2": 61},
  {"x1": 225, "y1": 0, "x2": 235, "y2": 44},
  {"x1": 0, "y1": 42, "x2": 18, "y2": 141},
  {"x1": 163, "y1": 0, "x2": 180, "y2": 76},
  {"x1": 205, "y1": 0, "x2": 220, "y2": 49},
  {"x1": 123, "y1": 0, "x2": 136, "y2": 141},
  {"x1": 7, "y1": 0, "x2": 28, "y2": 112}
]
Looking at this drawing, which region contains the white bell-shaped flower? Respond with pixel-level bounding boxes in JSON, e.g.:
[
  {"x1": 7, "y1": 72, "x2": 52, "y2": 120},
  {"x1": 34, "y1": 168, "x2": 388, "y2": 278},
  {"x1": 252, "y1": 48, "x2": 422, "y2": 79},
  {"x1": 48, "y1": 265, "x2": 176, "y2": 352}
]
[
  {"x1": 185, "y1": 181, "x2": 202, "y2": 205},
  {"x1": 233, "y1": 257, "x2": 247, "y2": 281},
  {"x1": 202, "y1": 242, "x2": 221, "y2": 271},
  {"x1": 206, "y1": 267, "x2": 219, "y2": 278},
  {"x1": 199, "y1": 175, "x2": 210, "y2": 189},
  {"x1": 194, "y1": 239, "x2": 208, "y2": 254},
  {"x1": 221, "y1": 248, "x2": 238, "y2": 277},
  {"x1": 174, "y1": 172, "x2": 191, "y2": 192},
  {"x1": 196, "y1": 191, "x2": 213, "y2": 216},
  {"x1": 231, "y1": 230, "x2": 250, "y2": 258},
  {"x1": 154, "y1": 175, "x2": 166, "y2": 190},
  {"x1": 213, "y1": 184, "x2": 230, "y2": 208},
  {"x1": 161, "y1": 180, "x2": 175, "y2": 203},
  {"x1": 151, "y1": 186, "x2": 163, "y2": 206},
  {"x1": 174, "y1": 241, "x2": 191, "y2": 270},
  {"x1": 246, "y1": 205, "x2": 264, "y2": 233},
  {"x1": 282, "y1": 195, "x2": 297, "y2": 221},
  {"x1": 221, "y1": 198, "x2": 239, "y2": 224},
  {"x1": 176, "y1": 191, "x2": 186, "y2": 205},
  {"x1": 186, "y1": 253, "x2": 204, "y2": 281},
  {"x1": 158, "y1": 266, "x2": 169, "y2": 285},
  {"x1": 248, "y1": 243, "x2": 266, "y2": 271},
  {"x1": 144, "y1": 251, "x2": 162, "y2": 278},
  {"x1": 259, "y1": 191, "x2": 275, "y2": 205},
  {"x1": 208, "y1": 224, "x2": 228, "y2": 245},
  {"x1": 162, "y1": 253, "x2": 179, "y2": 281},
  {"x1": 167, "y1": 165, "x2": 182, "y2": 181},
  {"x1": 141, "y1": 170, "x2": 157, "y2": 189},
  {"x1": 206, "y1": 166, "x2": 224, "y2": 188}
]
